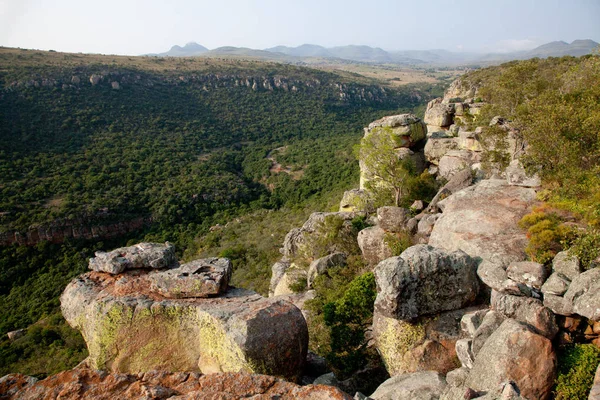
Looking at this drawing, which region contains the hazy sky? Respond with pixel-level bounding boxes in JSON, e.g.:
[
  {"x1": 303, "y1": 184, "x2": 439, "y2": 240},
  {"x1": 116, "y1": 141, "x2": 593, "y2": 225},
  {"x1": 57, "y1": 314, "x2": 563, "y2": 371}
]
[{"x1": 1, "y1": 0, "x2": 599, "y2": 55}]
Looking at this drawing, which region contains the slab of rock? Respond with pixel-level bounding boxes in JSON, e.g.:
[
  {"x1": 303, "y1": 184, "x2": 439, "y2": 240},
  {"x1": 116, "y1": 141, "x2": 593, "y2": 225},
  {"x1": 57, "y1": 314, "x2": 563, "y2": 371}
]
[
  {"x1": 89, "y1": 242, "x2": 177, "y2": 274},
  {"x1": 429, "y1": 179, "x2": 537, "y2": 268},
  {"x1": 307, "y1": 253, "x2": 347, "y2": 288},
  {"x1": 455, "y1": 339, "x2": 474, "y2": 369},
  {"x1": 553, "y1": 251, "x2": 582, "y2": 280},
  {"x1": 491, "y1": 290, "x2": 558, "y2": 339},
  {"x1": 374, "y1": 245, "x2": 479, "y2": 320},
  {"x1": 564, "y1": 268, "x2": 600, "y2": 321},
  {"x1": 541, "y1": 272, "x2": 571, "y2": 296},
  {"x1": 358, "y1": 226, "x2": 394, "y2": 266},
  {"x1": 506, "y1": 261, "x2": 548, "y2": 289},
  {"x1": 456, "y1": 131, "x2": 482, "y2": 152},
  {"x1": 471, "y1": 311, "x2": 505, "y2": 356},
  {"x1": 438, "y1": 151, "x2": 473, "y2": 180},
  {"x1": 506, "y1": 160, "x2": 541, "y2": 187},
  {"x1": 148, "y1": 258, "x2": 232, "y2": 298},
  {"x1": 269, "y1": 259, "x2": 291, "y2": 297},
  {"x1": 2, "y1": 366, "x2": 352, "y2": 400},
  {"x1": 466, "y1": 319, "x2": 556, "y2": 400},
  {"x1": 428, "y1": 168, "x2": 473, "y2": 212},
  {"x1": 60, "y1": 271, "x2": 308, "y2": 381},
  {"x1": 369, "y1": 371, "x2": 447, "y2": 400},
  {"x1": 378, "y1": 207, "x2": 411, "y2": 233}
]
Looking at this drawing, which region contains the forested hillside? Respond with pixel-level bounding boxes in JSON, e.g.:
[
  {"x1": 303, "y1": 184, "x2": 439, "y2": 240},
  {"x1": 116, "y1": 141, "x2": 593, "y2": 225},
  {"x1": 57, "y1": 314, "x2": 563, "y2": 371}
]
[{"x1": 0, "y1": 47, "x2": 443, "y2": 376}]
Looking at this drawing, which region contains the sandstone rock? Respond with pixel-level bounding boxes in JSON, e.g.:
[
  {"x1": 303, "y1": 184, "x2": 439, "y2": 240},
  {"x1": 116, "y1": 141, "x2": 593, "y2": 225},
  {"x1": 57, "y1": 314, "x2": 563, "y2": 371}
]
[
  {"x1": 456, "y1": 131, "x2": 483, "y2": 152},
  {"x1": 456, "y1": 339, "x2": 474, "y2": 369},
  {"x1": 148, "y1": 258, "x2": 232, "y2": 298},
  {"x1": 460, "y1": 309, "x2": 489, "y2": 337},
  {"x1": 449, "y1": 124, "x2": 460, "y2": 135},
  {"x1": 466, "y1": 319, "x2": 556, "y2": 400},
  {"x1": 564, "y1": 268, "x2": 600, "y2": 321},
  {"x1": 445, "y1": 367, "x2": 469, "y2": 388},
  {"x1": 369, "y1": 371, "x2": 447, "y2": 400},
  {"x1": 6, "y1": 329, "x2": 26, "y2": 341},
  {"x1": 396, "y1": 148, "x2": 426, "y2": 174},
  {"x1": 417, "y1": 214, "x2": 440, "y2": 237},
  {"x1": 541, "y1": 272, "x2": 571, "y2": 296},
  {"x1": 553, "y1": 251, "x2": 582, "y2": 280},
  {"x1": 374, "y1": 245, "x2": 479, "y2": 320},
  {"x1": 491, "y1": 290, "x2": 558, "y2": 339},
  {"x1": 438, "y1": 150, "x2": 477, "y2": 180},
  {"x1": 410, "y1": 200, "x2": 425, "y2": 212},
  {"x1": 273, "y1": 266, "x2": 308, "y2": 297},
  {"x1": 471, "y1": 311, "x2": 505, "y2": 356},
  {"x1": 505, "y1": 160, "x2": 541, "y2": 187},
  {"x1": 111, "y1": 81, "x2": 120, "y2": 90},
  {"x1": 424, "y1": 137, "x2": 458, "y2": 165},
  {"x1": 269, "y1": 259, "x2": 290, "y2": 297},
  {"x1": 425, "y1": 98, "x2": 455, "y2": 128},
  {"x1": 88, "y1": 242, "x2": 177, "y2": 274},
  {"x1": 60, "y1": 272, "x2": 308, "y2": 381},
  {"x1": 506, "y1": 261, "x2": 548, "y2": 290},
  {"x1": 366, "y1": 114, "x2": 427, "y2": 149},
  {"x1": 340, "y1": 189, "x2": 371, "y2": 212},
  {"x1": 0, "y1": 374, "x2": 38, "y2": 397},
  {"x1": 358, "y1": 226, "x2": 394, "y2": 266},
  {"x1": 543, "y1": 294, "x2": 574, "y2": 316},
  {"x1": 428, "y1": 168, "x2": 473, "y2": 212},
  {"x1": 589, "y1": 364, "x2": 600, "y2": 400},
  {"x1": 443, "y1": 80, "x2": 478, "y2": 102},
  {"x1": 2, "y1": 366, "x2": 352, "y2": 399},
  {"x1": 307, "y1": 253, "x2": 347, "y2": 288},
  {"x1": 430, "y1": 179, "x2": 536, "y2": 268},
  {"x1": 476, "y1": 261, "x2": 528, "y2": 296},
  {"x1": 377, "y1": 207, "x2": 411, "y2": 233}
]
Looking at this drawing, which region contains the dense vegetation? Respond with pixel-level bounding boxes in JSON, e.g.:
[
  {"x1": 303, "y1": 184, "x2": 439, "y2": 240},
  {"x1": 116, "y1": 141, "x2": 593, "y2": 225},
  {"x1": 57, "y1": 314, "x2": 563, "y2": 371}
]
[{"x1": 0, "y1": 47, "x2": 441, "y2": 376}]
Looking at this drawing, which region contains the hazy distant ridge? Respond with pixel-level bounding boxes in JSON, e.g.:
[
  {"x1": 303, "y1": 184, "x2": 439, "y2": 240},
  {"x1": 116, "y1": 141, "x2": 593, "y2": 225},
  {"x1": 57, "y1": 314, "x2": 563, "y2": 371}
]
[{"x1": 149, "y1": 40, "x2": 599, "y2": 64}]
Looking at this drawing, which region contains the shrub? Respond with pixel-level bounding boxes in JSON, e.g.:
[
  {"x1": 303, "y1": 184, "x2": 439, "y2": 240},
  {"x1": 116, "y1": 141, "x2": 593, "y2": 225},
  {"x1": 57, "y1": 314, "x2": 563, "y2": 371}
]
[
  {"x1": 519, "y1": 208, "x2": 575, "y2": 264},
  {"x1": 569, "y1": 230, "x2": 600, "y2": 270},
  {"x1": 554, "y1": 344, "x2": 600, "y2": 400},
  {"x1": 383, "y1": 231, "x2": 413, "y2": 256}
]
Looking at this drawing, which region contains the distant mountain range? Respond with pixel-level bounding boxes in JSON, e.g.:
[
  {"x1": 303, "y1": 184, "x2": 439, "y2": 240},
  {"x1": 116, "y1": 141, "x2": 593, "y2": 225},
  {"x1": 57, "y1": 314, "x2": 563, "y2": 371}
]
[{"x1": 148, "y1": 40, "x2": 599, "y2": 65}]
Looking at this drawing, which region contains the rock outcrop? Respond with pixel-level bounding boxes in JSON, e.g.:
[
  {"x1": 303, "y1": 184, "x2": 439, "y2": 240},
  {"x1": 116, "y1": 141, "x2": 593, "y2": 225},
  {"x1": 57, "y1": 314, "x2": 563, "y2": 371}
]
[
  {"x1": 61, "y1": 245, "x2": 309, "y2": 382},
  {"x1": 2, "y1": 365, "x2": 352, "y2": 399}
]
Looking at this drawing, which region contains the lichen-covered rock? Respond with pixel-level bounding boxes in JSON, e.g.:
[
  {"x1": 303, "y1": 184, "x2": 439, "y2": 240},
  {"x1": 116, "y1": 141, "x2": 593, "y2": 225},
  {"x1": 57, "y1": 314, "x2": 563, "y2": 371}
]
[
  {"x1": 365, "y1": 114, "x2": 427, "y2": 148},
  {"x1": 456, "y1": 131, "x2": 482, "y2": 152},
  {"x1": 273, "y1": 266, "x2": 307, "y2": 297},
  {"x1": 357, "y1": 226, "x2": 394, "y2": 266},
  {"x1": 466, "y1": 319, "x2": 556, "y2": 400},
  {"x1": 269, "y1": 259, "x2": 291, "y2": 297},
  {"x1": 564, "y1": 268, "x2": 600, "y2": 321},
  {"x1": 377, "y1": 207, "x2": 411, "y2": 233},
  {"x1": 339, "y1": 189, "x2": 371, "y2": 212},
  {"x1": 506, "y1": 261, "x2": 548, "y2": 290},
  {"x1": 3, "y1": 366, "x2": 352, "y2": 399},
  {"x1": 543, "y1": 293, "x2": 574, "y2": 316},
  {"x1": 0, "y1": 374, "x2": 38, "y2": 398},
  {"x1": 428, "y1": 168, "x2": 473, "y2": 212},
  {"x1": 88, "y1": 242, "x2": 177, "y2": 274},
  {"x1": 307, "y1": 253, "x2": 346, "y2": 288},
  {"x1": 553, "y1": 251, "x2": 582, "y2": 280},
  {"x1": 374, "y1": 245, "x2": 479, "y2": 320},
  {"x1": 60, "y1": 271, "x2": 308, "y2": 381},
  {"x1": 541, "y1": 272, "x2": 570, "y2": 296},
  {"x1": 369, "y1": 371, "x2": 447, "y2": 400},
  {"x1": 424, "y1": 137, "x2": 458, "y2": 165},
  {"x1": 148, "y1": 258, "x2": 232, "y2": 298},
  {"x1": 429, "y1": 179, "x2": 537, "y2": 268},
  {"x1": 417, "y1": 214, "x2": 440, "y2": 237},
  {"x1": 490, "y1": 290, "x2": 558, "y2": 339},
  {"x1": 424, "y1": 98, "x2": 455, "y2": 128}
]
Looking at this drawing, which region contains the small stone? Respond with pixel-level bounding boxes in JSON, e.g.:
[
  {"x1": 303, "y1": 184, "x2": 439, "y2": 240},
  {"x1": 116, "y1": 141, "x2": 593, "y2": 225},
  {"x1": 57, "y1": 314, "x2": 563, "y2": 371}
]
[
  {"x1": 410, "y1": 200, "x2": 425, "y2": 212},
  {"x1": 552, "y1": 251, "x2": 581, "y2": 280},
  {"x1": 7, "y1": 329, "x2": 26, "y2": 341},
  {"x1": 541, "y1": 272, "x2": 571, "y2": 296},
  {"x1": 506, "y1": 261, "x2": 548, "y2": 289},
  {"x1": 111, "y1": 81, "x2": 120, "y2": 90},
  {"x1": 460, "y1": 309, "x2": 489, "y2": 337}
]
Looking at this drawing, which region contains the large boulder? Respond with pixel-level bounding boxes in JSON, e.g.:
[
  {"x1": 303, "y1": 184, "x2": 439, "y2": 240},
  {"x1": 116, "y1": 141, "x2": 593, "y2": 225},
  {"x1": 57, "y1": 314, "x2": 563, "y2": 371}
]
[
  {"x1": 377, "y1": 206, "x2": 411, "y2": 233},
  {"x1": 438, "y1": 150, "x2": 479, "y2": 180},
  {"x1": 339, "y1": 189, "x2": 371, "y2": 212},
  {"x1": 563, "y1": 268, "x2": 600, "y2": 321},
  {"x1": 365, "y1": 114, "x2": 427, "y2": 148},
  {"x1": 89, "y1": 242, "x2": 177, "y2": 274},
  {"x1": 358, "y1": 226, "x2": 394, "y2": 266},
  {"x1": 307, "y1": 253, "x2": 347, "y2": 288},
  {"x1": 424, "y1": 137, "x2": 458, "y2": 165},
  {"x1": 424, "y1": 98, "x2": 455, "y2": 128},
  {"x1": 272, "y1": 265, "x2": 307, "y2": 297},
  {"x1": 374, "y1": 245, "x2": 479, "y2": 320},
  {"x1": 466, "y1": 319, "x2": 556, "y2": 400},
  {"x1": 429, "y1": 179, "x2": 537, "y2": 267},
  {"x1": 269, "y1": 259, "x2": 291, "y2": 297},
  {"x1": 61, "y1": 269, "x2": 308, "y2": 381},
  {"x1": 2, "y1": 366, "x2": 352, "y2": 399},
  {"x1": 369, "y1": 371, "x2": 447, "y2": 400},
  {"x1": 590, "y1": 364, "x2": 600, "y2": 400}
]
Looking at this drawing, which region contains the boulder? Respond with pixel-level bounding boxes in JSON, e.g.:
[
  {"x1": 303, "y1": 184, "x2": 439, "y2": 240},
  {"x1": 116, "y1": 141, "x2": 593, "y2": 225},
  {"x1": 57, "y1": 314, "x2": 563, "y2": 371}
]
[
  {"x1": 466, "y1": 319, "x2": 556, "y2": 400},
  {"x1": 428, "y1": 168, "x2": 473, "y2": 212},
  {"x1": 505, "y1": 160, "x2": 541, "y2": 187},
  {"x1": 438, "y1": 150, "x2": 477, "y2": 180},
  {"x1": 89, "y1": 74, "x2": 102, "y2": 85},
  {"x1": 2, "y1": 366, "x2": 352, "y2": 399},
  {"x1": 148, "y1": 258, "x2": 231, "y2": 298},
  {"x1": 0, "y1": 374, "x2": 38, "y2": 398},
  {"x1": 60, "y1": 271, "x2": 308, "y2": 381},
  {"x1": 417, "y1": 214, "x2": 440, "y2": 236},
  {"x1": 273, "y1": 266, "x2": 308, "y2": 297},
  {"x1": 369, "y1": 371, "x2": 447, "y2": 400},
  {"x1": 307, "y1": 253, "x2": 347, "y2": 288},
  {"x1": 455, "y1": 339, "x2": 474, "y2": 369},
  {"x1": 460, "y1": 309, "x2": 489, "y2": 337},
  {"x1": 111, "y1": 81, "x2": 120, "y2": 90},
  {"x1": 456, "y1": 131, "x2": 482, "y2": 152},
  {"x1": 313, "y1": 372, "x2": 339, "y2": 387},
  {"x1": 88, "y1": 242, "x2": 177, "y2": 274},
  {"x1": 269, "y1": 259, "x2": 291, "y2": 297},
  {"x1": 358, "y1": 226, "x2": 394, "y2": 266},
  {"x1": 374, "y1": 245, "x2": 479, "y2": 320},
  {"x1": 476, "y1": 260, "x2": 529, "y2": 296},
  {"x1": 506, "y1": 261, "x2": 548, "y2": 290},
  {"x1": 366, "y1": 114, "x2": 427, "y2": 149},
  {"x1": 71, "y1": 76, "x2": 80, "y2": 85},
  {"x1": 340, "y1": 189, "x2": 371, "y2": 212},
  {"x1": 553, "y1": 251, "x2": 582, "y2": 280},
  {"x1": 6, "y1": 329, "x2": 26, "y2": 341},
  {"x1": 589, "y1": 364, "x2": 600, "y2": 400},
  {"x1": 429, "y1": 179, "x2": 537, "y2": 268},
  {"x1": 410, "y1": 200, "x2": 425, "y2": 212},
  {"x1": 564, "y1": 268, "x2": 600, "y2": 321},
  {"x1": 471, "y1": 311, "x2": 505, "y2": 356},
  {"x1": 424, "y1": 98, "x2": 455, "y2": 128},
  {"x1": 445, "y1": 367, "x2": 469, "y2": 388},
  {"x1": 424, "y1": 137, "x2": 458, "y2": 165},
  {"x1": 541, "y1": 272, "x2": 570, "y2": 296},
  {"x1": 543, "y1": 294, "x2": 574, "y2": 317},
  {"x1": 377, "y1": 207, "x2": 411, "y2": 233},
  {"x1": 490, "y1": 290, "x2": 558, "y2": 339}
]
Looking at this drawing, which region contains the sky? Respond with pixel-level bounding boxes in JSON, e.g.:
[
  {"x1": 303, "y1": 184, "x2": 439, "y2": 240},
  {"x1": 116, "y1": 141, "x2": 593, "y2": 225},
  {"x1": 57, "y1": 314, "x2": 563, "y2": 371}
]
[{"x1": 1, "y1": 0, "x2": 599, "y2": 55}]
